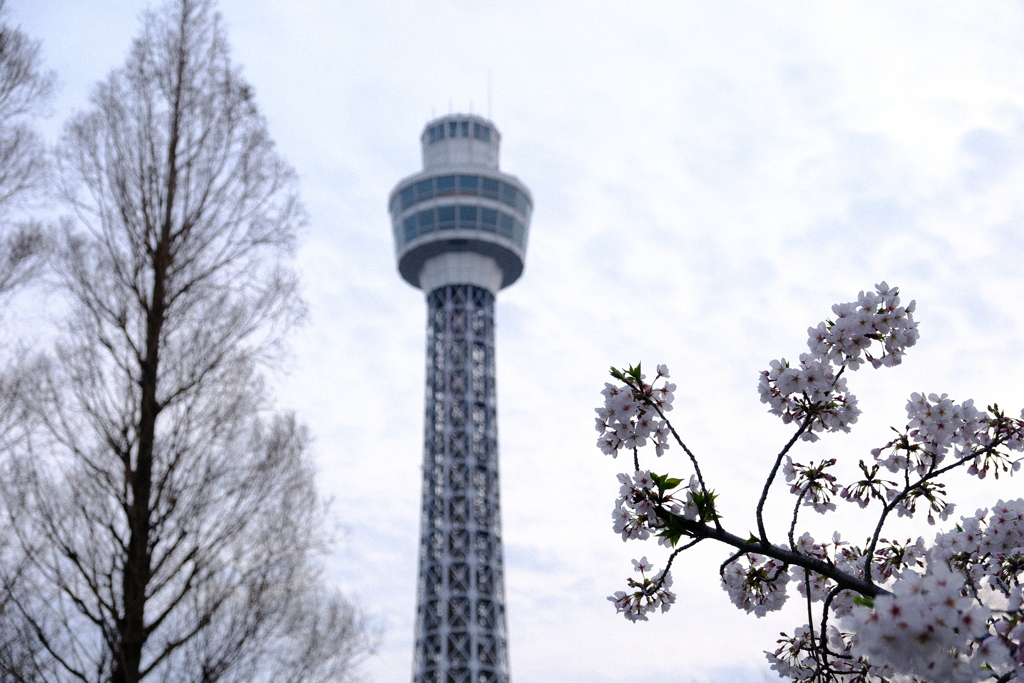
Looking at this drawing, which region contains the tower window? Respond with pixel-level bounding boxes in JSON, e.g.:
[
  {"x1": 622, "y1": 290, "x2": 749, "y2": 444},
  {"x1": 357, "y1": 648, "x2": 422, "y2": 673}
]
[
  {"x1": 449, "y1": 121, "x2": 458, "y2": 138},
  {"x1": 400, "y1": 186, "x2": 415, "y2": 210},
  {"x1": 415, "y1": 179, "x2": 433, "y2": 201},
  {"x1": 480, "y1": 208, "x2": 497, "y2": 232},
  {"x1": 500, "y1": 183, "x2": 516, "y2": 208},
  {"x1": 395, "y1": 175, "x2": 530, "y2": 216},
  {"x1": 459, "y1": 206, "x2": 477, "y2": 230},
  {"x1": 428, "y1": 124, "x2": 447, "y2": 144},
  {"x1": 437, "y1": 206, "x2": 456, "y2": 230},
  {"x1": 472, "y1": 124, "x2": 492, "y2": 143},
  {"x1": 515, "y1": 191, "x2": 530, "y2": 215},
  {"x1": 461, "y1": 121, "x2": 469, "y2": 137},
  {"x1": 418, "y1": 209, "x2": 435, "y2": 234},
  {"x1": 436, "y1": 175, "x2": 456, "y2": 195},
  {"x1": 499, "y1": 213, "x2": 513, "y2": 238}
]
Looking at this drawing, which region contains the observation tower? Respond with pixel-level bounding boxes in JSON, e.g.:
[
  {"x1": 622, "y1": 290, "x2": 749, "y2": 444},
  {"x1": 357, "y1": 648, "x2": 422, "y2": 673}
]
[{"x1": 388, "y1": 114, "x2": 532, "y2": 683}]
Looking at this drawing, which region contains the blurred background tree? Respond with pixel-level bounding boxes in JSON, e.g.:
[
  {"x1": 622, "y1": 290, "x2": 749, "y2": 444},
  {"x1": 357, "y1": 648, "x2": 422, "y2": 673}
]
[{"x1": 0, "y1": 0, "x2": 51, "y2": 297}]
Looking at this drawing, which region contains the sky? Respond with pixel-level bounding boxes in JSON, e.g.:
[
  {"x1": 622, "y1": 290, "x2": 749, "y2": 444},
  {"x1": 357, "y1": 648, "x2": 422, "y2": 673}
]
[{"x1": 12, "y1": 1, "x2": 1024, "y2": 682}]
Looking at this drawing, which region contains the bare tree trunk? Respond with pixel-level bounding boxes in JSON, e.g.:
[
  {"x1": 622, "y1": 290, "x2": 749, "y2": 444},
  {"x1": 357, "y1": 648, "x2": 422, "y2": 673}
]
[
  {"x1": 113, "y1": 203, "x2": 166, "y2": 683},
  {"x1": 112, "y1": 33, "x2": 180, "y2": 683}
]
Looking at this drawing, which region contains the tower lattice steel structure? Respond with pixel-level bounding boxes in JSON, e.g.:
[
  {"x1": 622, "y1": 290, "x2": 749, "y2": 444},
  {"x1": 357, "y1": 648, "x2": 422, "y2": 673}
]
[{"x1": 389, "y1": 115, "x2": 532, "y2": 683}]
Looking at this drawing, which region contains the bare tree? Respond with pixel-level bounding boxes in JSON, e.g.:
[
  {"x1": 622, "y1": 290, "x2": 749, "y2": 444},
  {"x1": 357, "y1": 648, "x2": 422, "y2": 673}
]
[
  {"x1": 0, "y1": 6, "x2": 54, "y2": 681},
  {"x1": 0, "y1": 0, "x2": 52, "y2": 296},
  {"x1": 0, "y1": 1, "x2": 370, "y2": 681}
]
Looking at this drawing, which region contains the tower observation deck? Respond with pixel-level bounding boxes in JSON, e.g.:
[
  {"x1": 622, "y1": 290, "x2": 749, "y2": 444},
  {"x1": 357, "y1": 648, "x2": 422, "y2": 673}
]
[{"x1": 389, "y1": 114, "x2": 531, "y2": 683}]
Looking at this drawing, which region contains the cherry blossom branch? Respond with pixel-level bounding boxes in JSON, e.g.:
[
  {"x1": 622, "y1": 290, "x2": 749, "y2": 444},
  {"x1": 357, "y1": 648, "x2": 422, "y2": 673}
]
[
  {"x1": 802, "y1": 569, "x2": 821, "y2": 675},
  {"x1": 719, "y1": 549, "x2": 746, "y2": 578},
  {"x1": 817, "y1": 584, "x2": 840, "y2": 667},
  {"x1": 788, "y1": 470, "x2": 811, "y2": 551},
  {"x1": 862, "y1": 433, "x2": 1009, "y2": 585},
  {"x1": 757, "y1": 412, "x2": 813, "y2": 544},
  {"x1": 635, "y1": 386, "x2": 717, "y2": 525},
  {"x1": 660, "y1": 507, "x2": 888, "y2": 599},
  {"x1": 600, "y1": 284, "x2": 1024, "y2": 681},
  {"x1": 643, "y1": 538, "x2": 704, "y2": 597}
]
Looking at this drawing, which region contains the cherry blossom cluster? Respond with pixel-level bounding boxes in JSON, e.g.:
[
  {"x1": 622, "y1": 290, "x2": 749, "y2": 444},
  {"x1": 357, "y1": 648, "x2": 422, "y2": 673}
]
[
  {"x1": 790, "y1": 532, "x2": 842, "y2": 602},
  {"x1": 995, "y1": 585, "x2": 1024, "y2": 673},
  {"x1": 871, "y1": 536, "x2": 927, "y2": 582},
  {"x1": 791, "y1": 533, "x2": 925, "y2": 604},
  {"x1": 921, "y1": 501, "x2": 1024, "y2": 677},
  {"x1": 608, "y1": 556, "x2": 676, "y2": 622},
  {"x1": 612, "y1": 470, "x2": 704, "y2": 544},
  {"x1": 758, "y1": 283, "x2": 918, "y2": 441},
  {"x1": 848, "y1": 565, "x2": 1010, "y2": 683},
  {"x1": 767, "y1": 624, "x2": 821, "y2": 681},
  {"x1": 784, "y1": 457, "x2": 839, "y2": 514},
  {"x1": 839, "y1": 461, "x2": 897, "y2": 510},
  {"x1": 904, "y1": 393, "x2": 987, "y2": 470},
  {"x1": 928, "y1": 499, "x2": 1024, "y2": 593},
  {"x1": 839, "y1": 459, "x2": 955, "y2": 525},
  {"x1": 595, "y1": 364, "x2": 675, "y2": 459},
  {"x1": 785, "y1": 534, "x2": 915, "y2": 621},
  {"x1": 612, "y1": 470, "x2": 657, "y2": 541},
  {"x1": 595, "y1": 284, "x2": 1024, "y2": 682},
  {"x1": 841, "y1": 397, "x2": 1024, "y2": 524},
  {"x1": 758, "y1": 355, "x2": 860, "y2": 441},
  {"x1": 773, "y1": 551, "x2": 1005, "y2": 681},
  {"x1": 767, "y1": 625, "x2": 880, "y2": 681},
  {"x1": 775, "y1": 511, "x2": 1024, "y2": 682},
  {"x1": 868, "y1": 395, "x2": 1024, "y2": 482},
  {"x1": 721, "y1": 554, "x2": 790, "y2": 616},
  {"x1": 808, "y1": 281, "x2": 918, "y2": 370},
  {"x1": 866, "y1": 393, "x2": 991, "y2": 477}
]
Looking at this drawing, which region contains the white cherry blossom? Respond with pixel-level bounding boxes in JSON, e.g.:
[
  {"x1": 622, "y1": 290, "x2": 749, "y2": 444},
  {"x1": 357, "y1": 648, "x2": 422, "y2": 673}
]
[{"x1": 596, "y1": 285, "x2": 1024, "y2": 682}]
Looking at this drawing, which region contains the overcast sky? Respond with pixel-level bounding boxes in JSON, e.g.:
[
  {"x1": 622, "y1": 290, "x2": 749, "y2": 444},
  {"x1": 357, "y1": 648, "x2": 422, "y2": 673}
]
[{"x1": 13, "y1": 2, "x2": 1024, "y2": 682}]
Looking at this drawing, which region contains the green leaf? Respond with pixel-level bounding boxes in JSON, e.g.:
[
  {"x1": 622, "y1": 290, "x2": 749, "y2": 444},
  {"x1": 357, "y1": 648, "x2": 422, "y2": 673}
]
[
  {"x1": 649, "y1": 472, "x2": 683, "y2": 494},
  {"x1": 657, "y1": 530, "x2": 682, "y2": 547},
  {"x1": 853, "y1": 596, "x2": 874, "y2": 608},
  {"x1": 692, "y1": 489, "x2": 723, "y2": 522}
]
